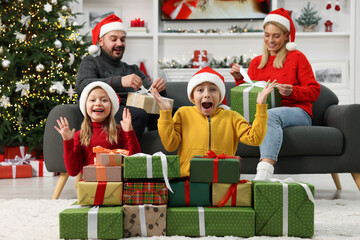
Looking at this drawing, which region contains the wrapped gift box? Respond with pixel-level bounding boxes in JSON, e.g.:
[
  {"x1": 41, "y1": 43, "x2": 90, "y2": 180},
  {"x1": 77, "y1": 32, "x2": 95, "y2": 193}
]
[
  {"x1": 30, "y1": 159, "x2": 56, "y2": 177},
  {"x1": 193, "y1": 50, "x2": 208, "y2": 68},
  {"x1": 123, "y1": 182, "x2": 168, "y2": 205},
  {"x1": 212, "y1": 180, "x2": 252, "y2": 207},
  {"x1": 59, "y1": 203, "x2": 123, "y2": 239},
  {"x1": 230, "y1": 82, "x2": 281, "y2": 123},
  {"x1": 0, "y1": 154, "x2": 4, "y2": 162},
  {"x1": 168, "y1": 179, "x2": 210, "y2": 207},
  {"x1": 95, "y1": 153, "x2": 123, "y2": 166},
  {"x1": 161, "y1": 0, "x2": 197, "y2": 20},
  {"x1": 77, "y1": 181, "x2": 123, "y2": 206},
  {"x1": 83, "y1": 164, "x2": 122, "y2": 182},
  {"x1": 123, "y1": 204, "x2": 167, "y2": 237},
  {"x1": 126, "y1": 92, "x2": 174, "y2": 114},
  {"x1": 124, "y1": 155, "x2": 180, "y2": 179},
  {"x1": 167, "y1": 207, "x2": 255, "y2": 237},
  {"x1": 190, "y1": 152, "x2": 241, "y2": 183},
  {"x1": 0, "y1": 164, "x2": 32, "y2": 178},
  {"x1": 253, "y1": 181, "x2": 315, "y2": 237},
  {"x1": 4, "y1": 146, "x2": 37, "y2": 160}
]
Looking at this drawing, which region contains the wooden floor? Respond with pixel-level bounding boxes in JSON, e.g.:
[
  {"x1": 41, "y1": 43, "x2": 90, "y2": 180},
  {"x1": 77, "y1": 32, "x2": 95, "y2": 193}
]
[{"x1": 0, "y1": 173, "x2": 359, "y2": 200}]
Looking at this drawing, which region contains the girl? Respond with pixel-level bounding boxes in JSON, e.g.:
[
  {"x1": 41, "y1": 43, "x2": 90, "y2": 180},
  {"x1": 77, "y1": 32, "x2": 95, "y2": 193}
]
[{"x1": 55, "y1": 81, "x2": 141, "y2": 176}]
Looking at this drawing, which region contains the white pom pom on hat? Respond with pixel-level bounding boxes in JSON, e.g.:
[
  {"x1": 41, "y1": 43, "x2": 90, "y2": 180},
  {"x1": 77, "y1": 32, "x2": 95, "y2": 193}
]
[
  {"x1": 89, "y1": 14, "x2": 127, "y2": 54},
  {"x1": 79, "y1": 81, "x2": 120, "y2": 116},
  {"x1": 263, "y1": 8, "x2": 297, "y2": 51}
]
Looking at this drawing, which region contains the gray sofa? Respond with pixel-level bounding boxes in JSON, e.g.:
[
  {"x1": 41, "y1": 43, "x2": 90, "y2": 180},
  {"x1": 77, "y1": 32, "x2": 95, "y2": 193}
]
[{"x1": 44, "y1": 82, "x2": 360, "y2": 198}]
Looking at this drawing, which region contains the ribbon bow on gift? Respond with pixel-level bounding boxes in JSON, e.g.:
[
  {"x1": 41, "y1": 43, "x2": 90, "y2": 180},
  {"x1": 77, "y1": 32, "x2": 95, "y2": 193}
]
[
  {"x1": 200, "y1": 150, "x2": 241, "y2": 183},
  {"x1": 93, "y1": 146, "x2": 130, "y2": 156},
  {"x1": 168, "y1": 0, "x2": 198, "y2": 19},
  {"x1": 0, "y1": 146, "x2": 35, "y2": 178},
  {"x1": 15, "y1": 82, "x2": 30, "y2": 97}
]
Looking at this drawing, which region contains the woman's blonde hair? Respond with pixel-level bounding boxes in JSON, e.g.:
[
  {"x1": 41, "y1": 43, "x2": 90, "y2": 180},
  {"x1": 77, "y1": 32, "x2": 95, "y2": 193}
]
[
  {"x1": 258, "y1": 21, "x2": 289, "y2": 69},
  {"x1": 80, "y1": 87, "x2": 118, "y2": 146}
]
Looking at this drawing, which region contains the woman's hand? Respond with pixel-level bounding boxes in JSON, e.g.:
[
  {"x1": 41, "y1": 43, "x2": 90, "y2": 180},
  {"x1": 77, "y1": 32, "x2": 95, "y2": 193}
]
[
  {"x1": 120, "y1": 108, "x2": 133, "y2": 132},
  {"x1": 257, "y1": 80, "x2": 278, "y2": 104},
  {"x1": 150, "y1": 87, "x2": 172, "y2": 111},
  {"x1": 277, "y1": 84, "x2": 293, "y2": 97},
  {"x1": 230, "y1": 63, "x2": 243, "y2": 81},
  {"x1": 54, "y1": 117, "x2": 75, "y2": 141}
]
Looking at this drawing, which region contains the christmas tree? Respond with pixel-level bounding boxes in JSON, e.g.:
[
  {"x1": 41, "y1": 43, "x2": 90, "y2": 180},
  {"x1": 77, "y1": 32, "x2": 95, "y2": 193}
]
[
  {"x1": 0, "y1": 0, "x2": 90, "y2": 150},
  {"x1": 295, "y1": 2, "x2": 322, "y2": 28}
]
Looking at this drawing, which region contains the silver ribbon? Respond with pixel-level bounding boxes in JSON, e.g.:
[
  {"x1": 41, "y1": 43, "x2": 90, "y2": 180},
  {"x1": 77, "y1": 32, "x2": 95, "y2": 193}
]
[
  {"x1": 139, "y1": 205, "x2": 148, "y2": 237},
  {"x1": 198, "y1": 207, "x2": 205, "y2": 237},
  {"x1": 15, "y1": 82, "x2": 30, "y2": 97},
  {"x1": 268, "y1": 178, "x2": 315, "y2": 236},
  {"x1": 88, "y1": 206, "x2": 99, "y2": 239}
]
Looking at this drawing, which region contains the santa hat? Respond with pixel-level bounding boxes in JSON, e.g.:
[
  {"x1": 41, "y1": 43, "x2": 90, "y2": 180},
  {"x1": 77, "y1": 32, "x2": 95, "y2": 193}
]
[
  {"x1": 79, "y1": 81, "x2": 120, "y2": 116},
  {"x1": 187, "y1": 67, "x2": 227, "y2": 106},
  {"x1": 263, "y1": 8, "x2": 297, "y2": 51},
  {"x1": 88, "y1": 14, "x2": 127, "y2": 54}
]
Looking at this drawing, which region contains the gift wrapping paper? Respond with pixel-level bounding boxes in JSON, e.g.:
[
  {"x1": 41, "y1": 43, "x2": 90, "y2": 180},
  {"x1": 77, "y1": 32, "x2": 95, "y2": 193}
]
[
  {"x1": 30, "y1": 159, "x2": 56, "y2": 177},
  {"x1": 95, "y1": 153, "x2": 123, "y2": 166},
  {"x1": 168, "y1": 180, "x2": 211, "y2": 207},
  {"x1": 212, "y1": 180, "x2": 252, "y2": 207},
  {"x1": 126, "y1": 92, "x2": 174, "y2": 114},
  {"x1": 59, "y1": 203, "x2": 123, "y2": 239},
  {"x1": 0, "y1": 164, "x2": 32, "y2": 178},
  {"x1": 123, "y1": 204, "x2": 167, "y2": 237},
  {"x1": 161, "y1": 0, "x2": 197, "y2": 20},
  {"x1": 82, "y1": 164, "x2": 122, "y2": 182},
  {"x1": 77, "y1": 181, "x2": 123, "y2": 206},
  {"x1": 167, "y1": 206, "x2": 255, "y2": 237},
  {"x1": 123, "y1": 182, "x2": 168, "y2": 205},
  {"x1": 253, "y1": 180, "x2": 315, "y2": 237},
  {"x1": 4, "y1": 145, "x2": 37, "y2": 160}
]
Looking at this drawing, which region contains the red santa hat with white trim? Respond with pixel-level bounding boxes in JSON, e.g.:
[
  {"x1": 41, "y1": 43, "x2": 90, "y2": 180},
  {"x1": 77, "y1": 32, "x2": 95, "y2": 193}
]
[
  {"x1": 263, "y1": 8, "x2": 297, "y2": 51},
  {"x1": 187, "y1": 66, "x2": 228, "y2": 107},
  {"x1": 88, "y1": 14, "x2": 127, "y2": 55}
]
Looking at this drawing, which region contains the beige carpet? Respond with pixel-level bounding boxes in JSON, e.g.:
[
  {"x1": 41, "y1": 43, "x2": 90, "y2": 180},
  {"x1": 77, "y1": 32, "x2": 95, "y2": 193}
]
[{"x1": 0, "y1": 198, "x2": 359, "y2": 240}]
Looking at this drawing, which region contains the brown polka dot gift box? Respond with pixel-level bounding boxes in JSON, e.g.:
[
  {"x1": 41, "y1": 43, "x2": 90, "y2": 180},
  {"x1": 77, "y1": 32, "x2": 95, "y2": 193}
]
[
  {"x1": 123, "y1": 204, "x2": 167, "y2": 237},
  {"x1": 253, "y1": 180, "x2": 315, "y2": 237}
]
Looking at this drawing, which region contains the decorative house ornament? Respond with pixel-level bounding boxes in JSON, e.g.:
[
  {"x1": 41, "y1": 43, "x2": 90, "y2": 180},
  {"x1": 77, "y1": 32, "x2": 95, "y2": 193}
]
[{"x1": 325, "y1": 20, "x2": 333, "y2": 32}]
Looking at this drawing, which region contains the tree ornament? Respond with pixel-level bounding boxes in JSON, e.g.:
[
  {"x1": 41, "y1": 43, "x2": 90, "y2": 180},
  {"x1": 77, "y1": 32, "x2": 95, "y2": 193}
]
[
  {"x1": 72, "y1": 21, "x2": 79, "y2": 27},
  {"x1": 0, "y1": 46, "x2": 4, "y2": 55},
  {"x1": 14, "y1": 31, "x2": 26, "y2": 42},
  {"x1": 20, "y1": 15, "x2": 31, "y2": 28},
  {"x1": 54, "y1": 39, "x2": 62, "y2": 48},
  {"x1": 44, "y1": 2, "x2": 52, "y2": 12},
  {"x1": 326, "y1": 0, "x2": 331, "y2": 9},
  {"x1": 66, "y1": 85, "x2": 76, "y2": 100},
  {"x1": 68, "y1": 53, "x2": 75, "y2": 66},
  {"x1": 57, "y1": 13, "x2": 66, "y2": 28},
  {"x1": 0, "y1": 19, "x2": 4, "y2": 32},
  {"x1": 334, "y1": 0, "x2": 340, "y2": 11},
  {"x1": 56, "y1": 63, "x2": 63, "y2": 69},
  {"x1": 51, "y1": 0, "x2": 58, "y2": 4},
  {"x1": 15, "y1": 82, "x2": 30, "y2": 97},
  {"x1": 49, "y1": 81, "x2": 65, "y2": 94},
  {"x1": 61, "y1": 6, "x2": 68, "y2": 11},
  {"x1": 1, "y1": 59, "x2": 10, "y2": 68},
  {"x1": 36, "y1": 63, "x2": 45, "y2": 72},
  {"x1": 42, "y1": 18, "x2": 48, "y2": 23},
  {"x1": 0, "y1": 96, "x2": 10, "y2": 109}
]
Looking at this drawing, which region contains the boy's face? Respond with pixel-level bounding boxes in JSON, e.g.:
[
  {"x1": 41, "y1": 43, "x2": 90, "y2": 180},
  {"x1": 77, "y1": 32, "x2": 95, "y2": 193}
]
[
  {"x1": 191, "y1": 82, "x2": 221, "y2": 116},
  {"x1": 86, "y1": 88, "x2": 112, "y2": 122}
]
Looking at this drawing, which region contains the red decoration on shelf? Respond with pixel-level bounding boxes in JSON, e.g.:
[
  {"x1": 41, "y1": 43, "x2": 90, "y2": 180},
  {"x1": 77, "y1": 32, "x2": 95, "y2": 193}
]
[
  {"x1": 325, "y1": 20, "x2": 333, "y2": 32},
  {"x1": 139, "y1": 61, "x2": 151, "y2": 82},
  {"x1": 130, "y1": 18, "x2": 145, "y2": 27},
  {"x1": 192, "y1": 50, "x2": 208, "y2": 69}
]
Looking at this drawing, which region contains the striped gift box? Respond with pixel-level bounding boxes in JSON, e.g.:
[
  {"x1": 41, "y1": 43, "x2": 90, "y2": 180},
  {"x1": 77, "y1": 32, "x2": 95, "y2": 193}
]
[{"x1": 123, "y1": 182, "x2": 168, "y2": 205}]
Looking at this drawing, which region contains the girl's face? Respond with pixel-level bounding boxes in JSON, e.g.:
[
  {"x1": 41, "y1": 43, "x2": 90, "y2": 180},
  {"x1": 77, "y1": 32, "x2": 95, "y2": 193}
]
[
  {"x1": 264, "y1": 23, "x2": 289, "y2": 56},
  {"x1": 191, "y1": 82, "x2": 221, "y2": 116},
  {"x1": 86, "y1": 88, "x2": 111, "y2": 122}
]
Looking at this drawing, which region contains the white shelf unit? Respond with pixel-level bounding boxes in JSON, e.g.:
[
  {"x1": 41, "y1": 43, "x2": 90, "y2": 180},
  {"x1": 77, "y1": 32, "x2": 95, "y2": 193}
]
[{"x1": 75, "y1": 0, "x2": 357, "y2": 104}]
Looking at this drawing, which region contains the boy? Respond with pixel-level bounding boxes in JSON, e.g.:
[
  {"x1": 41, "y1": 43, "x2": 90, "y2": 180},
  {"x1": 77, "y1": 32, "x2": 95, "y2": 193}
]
[{"x1": 150, "y1": 67, "x2": 276, "y2": 177}]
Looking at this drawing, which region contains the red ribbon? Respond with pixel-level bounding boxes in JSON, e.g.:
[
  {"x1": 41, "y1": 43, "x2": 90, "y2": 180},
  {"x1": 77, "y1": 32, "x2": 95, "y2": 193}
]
[
  {"x1": 200, "y1": 151, "x2": 241, "y2": 183},
  {"x1": 38, "y1": 160, "x2": 43, "y2": 177},
  {"x1": 215, "y1": 180, "x2": 249, "y2": 207},
  {"x1": 184, "y1": 178, "x2": 190, "y2": 206},
  {"x1": 94, "y1": 182, "x2": 107, "y2": 205}
]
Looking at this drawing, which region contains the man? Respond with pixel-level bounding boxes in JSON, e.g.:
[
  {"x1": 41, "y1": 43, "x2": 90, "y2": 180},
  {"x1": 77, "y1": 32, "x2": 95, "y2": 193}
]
[{"x1": 76, "y1": 14, "x2": 166, "y2": 140}]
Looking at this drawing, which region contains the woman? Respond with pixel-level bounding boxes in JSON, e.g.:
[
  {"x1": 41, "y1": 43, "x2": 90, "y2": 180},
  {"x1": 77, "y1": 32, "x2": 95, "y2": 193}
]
[{"x1": 230, "y1": 8, "x2": 321, "y2": 181}]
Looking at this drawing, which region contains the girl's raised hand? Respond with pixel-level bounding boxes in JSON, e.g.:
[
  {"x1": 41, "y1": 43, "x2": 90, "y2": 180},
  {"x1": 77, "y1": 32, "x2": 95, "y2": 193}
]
[
  {"x1": 149, "y1": 87, "x2": 172, "y2": 111},
  {"x1": 257, "y1": 80, "x2": 278, "y2": 104},
  {"x1": 120, "y1": 108, "x2": 133, "y2": 132},
  {"x1": 54, "y1": 117, "x2": 75, "y2": 141}
]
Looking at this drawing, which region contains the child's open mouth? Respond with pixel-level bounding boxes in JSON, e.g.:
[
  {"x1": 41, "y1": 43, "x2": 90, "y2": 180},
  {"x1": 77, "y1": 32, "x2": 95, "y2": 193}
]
[
  {"x1": 93, "y1": 109, "x2": 104, "y2": 113},
  {"x1": 202, "y1": 102, "x2": 213, "y2": 110}
]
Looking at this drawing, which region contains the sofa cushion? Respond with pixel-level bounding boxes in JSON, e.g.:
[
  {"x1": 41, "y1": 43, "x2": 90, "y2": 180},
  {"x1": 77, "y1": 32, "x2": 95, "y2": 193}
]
[{"x1": 236, "y1": 126, "x2": 343, "y2": 157}]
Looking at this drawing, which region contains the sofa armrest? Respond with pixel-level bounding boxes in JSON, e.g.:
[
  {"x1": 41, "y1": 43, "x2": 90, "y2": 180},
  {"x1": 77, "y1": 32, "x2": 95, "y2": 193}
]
[
  {"x1": 43, "y1": 104, "x2": 83, "y2": 172},
  {"x1": 324, "y1": 104, "x2": 360, "y2": 167}
]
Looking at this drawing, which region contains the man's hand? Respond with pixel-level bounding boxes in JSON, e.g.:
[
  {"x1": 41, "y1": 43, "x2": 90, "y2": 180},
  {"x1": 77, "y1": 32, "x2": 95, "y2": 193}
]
[
  {"x1": 277, "y1": 84, "x2": 293, "y2": 97},
  {"x1": 150, "y1": 87, "x2": 172, "y2": 111},
  {"x1": 151, "y1": 77, "x2": 166, "y2": 92},
  {"x1": 257, "y1": 80, "x2": 278, "y2": 104},
  {"x1": 121, "y1": 74, "x2": 142, "y2": 91},
  {"x1": 54, "y1": 117, "x2": 75, "y2": 141},
  {"x1": 120, "y1": 108, "x2": 133, "y2": 132},
  {"x1": 230, "y1": 63, "x2": 243, "y2": 81}
]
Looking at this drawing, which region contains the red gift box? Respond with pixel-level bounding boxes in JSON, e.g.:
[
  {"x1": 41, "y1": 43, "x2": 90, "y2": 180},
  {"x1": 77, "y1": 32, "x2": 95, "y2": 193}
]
[
  {"x1": 193, "y1": 50, "x2": 208, "y2": 68},
  {"x1": 0, "y1": 164, "x2": 32, "y2": 179},
  {"x1": 30, "y1": 159, "x2": 56, "y2": 177},
  {"x1": 0, "y1": 154, "x2": 4, "y2": 162},
  {"x1": 4, "y1": 146, "x2": 37, "y2": 161},
  {"x1": 162, "y1": 0, "x2": 197, "y2": 20}
]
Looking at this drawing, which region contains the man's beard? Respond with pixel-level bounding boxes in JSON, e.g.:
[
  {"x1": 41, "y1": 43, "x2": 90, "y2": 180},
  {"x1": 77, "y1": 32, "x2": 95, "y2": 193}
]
[{"x1": 111, "y1": 47, "x2": 124, "y2": 61}]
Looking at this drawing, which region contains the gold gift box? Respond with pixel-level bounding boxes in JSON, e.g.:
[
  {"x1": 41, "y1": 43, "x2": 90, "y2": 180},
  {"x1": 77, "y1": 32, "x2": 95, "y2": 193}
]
[
  {"x1": 77, "y1": 181, "x2": 123, "y2": 206},
  {"x1": 126, "y1": 92, "x2": 174, "y2": 114},
  {"x1": 212, "y1": 181, "x2": 252, "y2": 207}
]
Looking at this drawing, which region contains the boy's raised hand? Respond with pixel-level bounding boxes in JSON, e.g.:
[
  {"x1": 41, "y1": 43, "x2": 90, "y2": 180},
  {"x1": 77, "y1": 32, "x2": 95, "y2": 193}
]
[
  {"x1": 120, "y1": 108, "x2": 133, "y2": 132},
  {"x1": 150, "y1": 87, "x2": 172, "y2": 111},
  {"x1": 257, "y1": 80, "x2": 278, "y2": 104},
  {"x1": 54, "y1": 117, "x2": 75, "y2": 141}
]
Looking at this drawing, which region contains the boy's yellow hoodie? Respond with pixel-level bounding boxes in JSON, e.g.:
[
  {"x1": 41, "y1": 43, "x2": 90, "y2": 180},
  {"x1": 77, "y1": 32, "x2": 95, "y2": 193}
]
[{"x1": 158, "y1": 104, "x2": 268, "y2": 177}]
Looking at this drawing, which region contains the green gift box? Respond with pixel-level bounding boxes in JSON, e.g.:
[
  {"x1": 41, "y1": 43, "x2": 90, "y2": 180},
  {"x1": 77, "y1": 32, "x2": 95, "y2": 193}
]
[
  {"x1": 167, "y1": 207, "x2": 255, "y2": 237},
  {"x1": 168, "y1": 179, "x2": 210, "y2": 207},
  {"x1": 190, "y1": 153, "x2": 241, "y2": 183},
  {"x1": 124, "y1": 154, "x2": 180, "y2": 179},
  {"x1": 59, "y1": 203, "x2": 123, "y2": 239},
  {"x1": 253, "y1": 180, "x2": 315, "y2": 237},
  {"x1": 230, "y1": 81, "x2": 281, "y2": 123}
]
